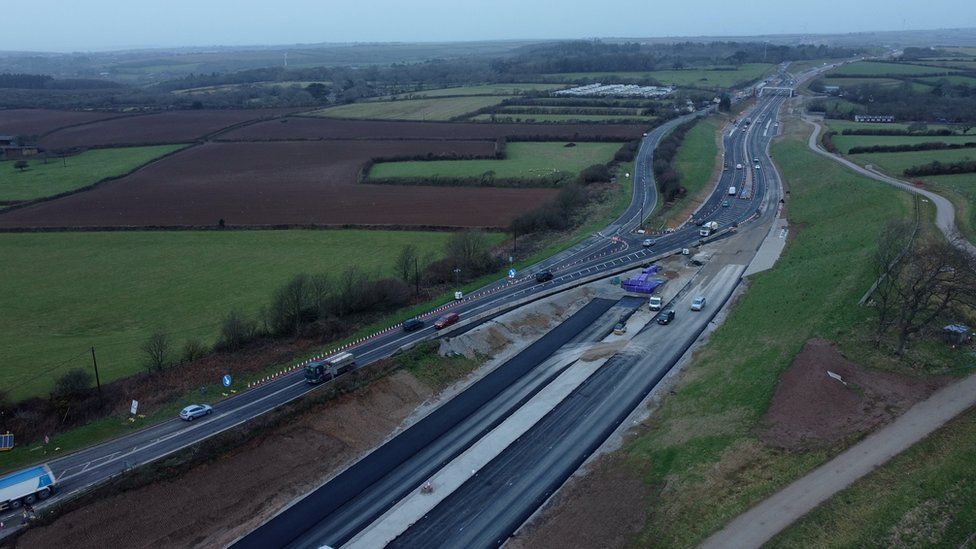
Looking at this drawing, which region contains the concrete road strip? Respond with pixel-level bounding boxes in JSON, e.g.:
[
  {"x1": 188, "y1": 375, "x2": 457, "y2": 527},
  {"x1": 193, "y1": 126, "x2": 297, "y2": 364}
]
[{"x1": 345, "y1": 351, "x2": 615, "y2": 548}]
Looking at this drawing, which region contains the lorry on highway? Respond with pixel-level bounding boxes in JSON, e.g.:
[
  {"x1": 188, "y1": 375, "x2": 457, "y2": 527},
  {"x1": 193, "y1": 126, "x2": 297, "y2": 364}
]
[
  {"x1": 0, "y1": 464, "x2": 56, "y2": 511},
  {"x1": 304, "y1": 352, "x2": 356, "y2": 385},
  {"x1": 699, "y1": 221, "x2": 719, "y2": 237}
]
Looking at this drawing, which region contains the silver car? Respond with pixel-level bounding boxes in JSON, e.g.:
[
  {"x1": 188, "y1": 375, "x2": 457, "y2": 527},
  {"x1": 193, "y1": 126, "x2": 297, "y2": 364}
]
[
  {"x1": 690, "y1": 296, "x2": 707, "y2": 311},
  {"x1": 179, "y1": 404, "x2": 213, "y2": 421}
]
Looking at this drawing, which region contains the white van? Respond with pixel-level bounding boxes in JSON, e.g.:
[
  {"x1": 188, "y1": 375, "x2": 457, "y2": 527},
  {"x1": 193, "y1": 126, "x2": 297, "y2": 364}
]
[
  {"x1": 649, "y1": 296, "x2": 663, "y2": 311},
  {"x1": 728, "y1": 186, "x2": 737, "y2": 196}
]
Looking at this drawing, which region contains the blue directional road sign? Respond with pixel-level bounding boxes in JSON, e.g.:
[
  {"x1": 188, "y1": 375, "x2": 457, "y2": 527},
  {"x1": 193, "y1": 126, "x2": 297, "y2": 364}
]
[
  {"x1": 222, "y1": 374, "x2": 232, "y2": 387},
  {"x1": 508, "y1": 268, "x2": 517, "y2": 279}
]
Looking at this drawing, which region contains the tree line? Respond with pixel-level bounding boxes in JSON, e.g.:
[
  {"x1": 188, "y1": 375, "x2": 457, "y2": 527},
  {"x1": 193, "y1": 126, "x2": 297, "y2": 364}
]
[
  {"x1": 904, "y1": 159, "x2": 976, "y2": 177},
  {"x1": 653, "y1": 119, "x2": 698, "y2": 202},
  {"x1": 848, "y1": 141, "x2": 976, "y2": 154}
]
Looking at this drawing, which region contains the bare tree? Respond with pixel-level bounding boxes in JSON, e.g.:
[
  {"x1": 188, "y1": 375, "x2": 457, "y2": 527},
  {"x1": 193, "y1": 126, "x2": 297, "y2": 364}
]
[
  {"x1": 394, "y1": 245, "x2": 418, "y2": 283},
  {"x1": 141, "y1": 330, "x2": 171, "y2": 372},
  {"x1": 872, "y1": 220, "x2": 915, "y2": 345},
  {"x1": 886, "y1": 241, "x2": 976, "y2": 355}
]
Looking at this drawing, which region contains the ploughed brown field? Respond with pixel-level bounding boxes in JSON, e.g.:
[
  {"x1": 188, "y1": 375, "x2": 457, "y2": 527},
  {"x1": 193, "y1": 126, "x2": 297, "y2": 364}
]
[
  {"x1": 0, "y1": 109, "x2": 133, "y2": 137},
  {"x1": 39, "y1": 108, "x2": 304, "y2": 150},
  {"x1": 0, "y1": 140, "x2": 558, "y2": 229},
  {"x1": 220, "y1": 116, "x2": 649, "y2": 141}
]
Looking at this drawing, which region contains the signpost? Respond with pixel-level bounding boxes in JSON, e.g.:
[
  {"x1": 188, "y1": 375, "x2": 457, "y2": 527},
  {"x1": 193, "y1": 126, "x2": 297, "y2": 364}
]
[
  {"x1": 130, "y1": 400, "x2": 139, "y2": 415},
  {"x1": 222, "y1": 374, "x2": 233, "y2": 388},
  {"x1": 508, "y1": 268, "x2": 517, "y2": 279},
  {"x1": 0, "y1": 433, "x2": 13, "y2": 451}
]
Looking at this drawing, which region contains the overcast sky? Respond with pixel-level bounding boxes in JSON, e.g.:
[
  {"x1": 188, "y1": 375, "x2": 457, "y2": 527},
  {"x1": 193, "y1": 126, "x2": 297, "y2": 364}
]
[{"x1": 5, "y1": 0, "x2": 976, "y2": 52}]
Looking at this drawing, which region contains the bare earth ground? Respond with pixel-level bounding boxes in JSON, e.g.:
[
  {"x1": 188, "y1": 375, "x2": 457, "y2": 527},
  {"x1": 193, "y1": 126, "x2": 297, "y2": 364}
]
[
  {"x1": 0, "y1": 140, "x2": 557, "y2": 229},
  {"x1": 0, "y1": 109, "x2": 133, "y2": 137},
  {"x1": 760, "y1": 338, "x2": 952, "y2": 449}
]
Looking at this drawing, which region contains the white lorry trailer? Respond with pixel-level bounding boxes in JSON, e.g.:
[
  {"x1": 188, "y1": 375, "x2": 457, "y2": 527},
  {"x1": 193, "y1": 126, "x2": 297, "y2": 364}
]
[
  {"x1": 0, "y1": 464, "x2": 56, "y2": 511},
  {"x1": 699, "y1": 221, "x2": 719, "y2": 237}
]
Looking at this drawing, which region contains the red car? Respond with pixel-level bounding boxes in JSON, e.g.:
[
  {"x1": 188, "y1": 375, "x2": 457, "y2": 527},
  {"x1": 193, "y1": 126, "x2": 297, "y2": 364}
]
[{"x1": 434, "y1": 312, "x2": 460, "y2": 329}]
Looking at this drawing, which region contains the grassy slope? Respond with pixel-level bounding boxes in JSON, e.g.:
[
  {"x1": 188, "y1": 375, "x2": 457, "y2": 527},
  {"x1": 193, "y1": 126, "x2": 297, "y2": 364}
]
[
  {"x1": 771, "y1": 407, "x2": 976, "y2": 548},
  {"x1": 368, "y1": 142, "x2": 621, "y2": 180},
  {"x1": 832, "y1": 134, "x2": 976, "y2": 154},
  {"x1": 546, "y1": 64, "x2": 774, "y2": 88},
  {"x1": 0, "y1": 230, "x2": 482, "y2": 400},
  {"x1": 312, "y1": 96, "x2": 504, "y2": 120},
  {"x1": 626, "y1": 118, "x2": 912, "y2": 547},
  {"x1": 662, "y1": 117, "x2": 720, "y2": 226},
  {"x1": 0, "y1": 145, "x2": 185, "y2": 202}
]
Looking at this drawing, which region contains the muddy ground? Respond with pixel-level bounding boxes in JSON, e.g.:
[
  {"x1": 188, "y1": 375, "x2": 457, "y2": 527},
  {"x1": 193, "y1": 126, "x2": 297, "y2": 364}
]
[
  {"x1": 0, "y1": 109, "x2": 133, "y2": 137},
  {"x1": 38, "y1": 108, "x2": 303, "y2": 150},
  {"x1": 0, "y1": 139, "x2": 557, "y2": 229},
  {"x1": 759, "y1": 338, "x2": 952, "y2": 449},
  {"x1": 219, "y1": 116, "x2": 648, "y2": 142}
]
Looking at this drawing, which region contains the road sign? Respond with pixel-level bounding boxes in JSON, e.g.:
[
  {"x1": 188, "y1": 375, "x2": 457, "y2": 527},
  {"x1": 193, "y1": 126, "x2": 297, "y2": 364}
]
[
  {"x1": 0, "y1": 433, "x2": 13, "y2": 451},
  {"x1": 130, "y1": 400, "x2": 139, "y2": 415},
  {"x1": 222, "y1": 374, "x2": 233, "y2": 387},
  {"x1": 508, "y1": 268, "x2": 516, "y2": 279}
]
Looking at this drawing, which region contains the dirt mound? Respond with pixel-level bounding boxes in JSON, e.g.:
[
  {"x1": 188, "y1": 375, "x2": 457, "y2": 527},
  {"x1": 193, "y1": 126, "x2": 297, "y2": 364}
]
[
  {"x1": 760, "y1": 339, "x2": 951, "y2": 449},
  {"x1": 14, "y1": 370, "x2": 432, "y2": 549},
  {"x1": 507, "y1": 452, "x2": 650, "y2": 549}
]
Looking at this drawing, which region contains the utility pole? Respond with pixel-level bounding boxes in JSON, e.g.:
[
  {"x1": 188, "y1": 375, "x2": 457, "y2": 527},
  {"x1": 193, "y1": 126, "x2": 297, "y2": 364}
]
[
  {"x1": 90, "y1": 347, "x2": 102, "y2": 398},
  {"x1": 512, "y1": 226, "x2": 517, "y2": 256}
]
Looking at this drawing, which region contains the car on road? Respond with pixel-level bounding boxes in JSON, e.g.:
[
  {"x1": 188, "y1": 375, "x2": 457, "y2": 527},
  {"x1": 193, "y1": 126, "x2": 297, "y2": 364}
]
[
  {"x1": 613, "y1": 322, "x2": 627, "y2": 335},
  {"x1": 535, "y1": 269, "x2": 554, "y2": 283},
  {"x1": 656, "y1": 309, "x2": 676, "y2": 325},
  {"x1": 722, "y1": 200, "x2": 730, "y2": 207},
  {"x1": 402, "y1": 317, "x2": 424, "y2": 332},
  {"x1": 642, "y1": 238, "x2": 656, "y2": 247},
  {"x1": 690, "y1": 296, "x2": 707, "y2": 311},
  {"x1": 179, "y1": 404, "x2": 212, "y2": 421},
  {"x1": 755, "y1": 164, "x2": 761, "y2": 170},
  {"x1": 434, "y1": 312, "x2": 460, "y2": 330}
]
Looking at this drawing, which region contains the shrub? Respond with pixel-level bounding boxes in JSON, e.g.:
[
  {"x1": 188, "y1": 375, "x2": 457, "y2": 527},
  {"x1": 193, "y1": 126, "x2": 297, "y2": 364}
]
[{"x1": 50, "y1": 369, "x2": 93, "y2": 402}]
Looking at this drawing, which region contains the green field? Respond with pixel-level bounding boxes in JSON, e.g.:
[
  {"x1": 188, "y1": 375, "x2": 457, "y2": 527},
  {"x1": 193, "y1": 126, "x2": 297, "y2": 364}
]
[
  {"x1": 311, "y1": 96, "x2": 505, "y2": 120},
  {"x1": 771, "y1": 407, "x2": 976, "y2": 548},
  {"x1": 918, "y1": 59, "x2": 976, "y2": 70},
  {"x1": 662, "y1": 117, "x2": 719, "y2": 226},
  {"x1": 0, "y1": 230, "x2": 475, "y2": 400},
  {"x1": 827, "y1": 61, "x2": 958, "y2": 76},
  {"x1": 626, "y1": 118, "x2": 917, "y2": 547},
  {"x1": 0, "y1": 145, "x2": 186, "y2": 202},
  {"x1": 544, "y1": 63, "x2": 774, "y2": 88},
  {"x1": 470, "y1": 113, "x2": 652, "y2": 123},
  {"x1": 368, "y1": 142, "x2": 620, "y2": 180},
  {"x1": 390, "y1": 83, "x2": 567, "y2": 98},
  {"x1": 788, "y1": 59, "x2": 845, "y2": 74},
  {"x1": 853, "y1": 148, "x2": 976, "y2": 175},
  {"x1": 820, "y1": 76, "x2": 933, "y2": 92},
  {"x1": 832, "y1": 134, "x2": 976, "y2": 154}
]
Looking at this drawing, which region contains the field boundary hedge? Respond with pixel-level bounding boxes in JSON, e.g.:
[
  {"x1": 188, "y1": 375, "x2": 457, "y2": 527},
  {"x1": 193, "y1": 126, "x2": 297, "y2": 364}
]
[
  {"x1": 904, "y1": 159, "x2": 976, "y2": 177},
  {"x1": 841, "y1": 128, "x2": 958, "y2": 136},
  {"x1": 848, "y1": 141, "x2": 976, "y2": 154},
  {"x1": 0, "y1": 222, "x2": 509, "y2": 233}
]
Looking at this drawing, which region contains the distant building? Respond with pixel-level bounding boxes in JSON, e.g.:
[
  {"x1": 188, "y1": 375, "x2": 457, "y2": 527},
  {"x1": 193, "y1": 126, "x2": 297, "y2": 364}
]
[
  {"x1": 822, "y1": 85, "x2": 842, "y2": 95},
  {"x1": 0, "y1": 135, "x2": 15, "y2": 147},
  {"x1": 854, "y1": 115, "x2": 895, "y2": 123}
]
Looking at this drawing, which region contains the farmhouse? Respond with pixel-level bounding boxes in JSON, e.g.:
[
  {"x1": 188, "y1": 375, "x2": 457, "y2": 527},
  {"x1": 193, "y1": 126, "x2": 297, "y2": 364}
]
[{"x1": 853, "y1": 114, "x2": 895, "y2": 123}]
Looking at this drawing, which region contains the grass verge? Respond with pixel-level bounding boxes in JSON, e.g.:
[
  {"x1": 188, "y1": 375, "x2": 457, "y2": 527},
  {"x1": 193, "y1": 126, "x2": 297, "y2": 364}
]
[{"x1": 770, "y1": 406, "x2": 976, "y2": 548}]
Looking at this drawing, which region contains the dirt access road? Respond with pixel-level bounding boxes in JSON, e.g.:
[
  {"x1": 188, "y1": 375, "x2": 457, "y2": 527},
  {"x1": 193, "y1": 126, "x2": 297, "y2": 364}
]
[{"x1": 701, "y1": 117, "x2": 976, "y2": 549}]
